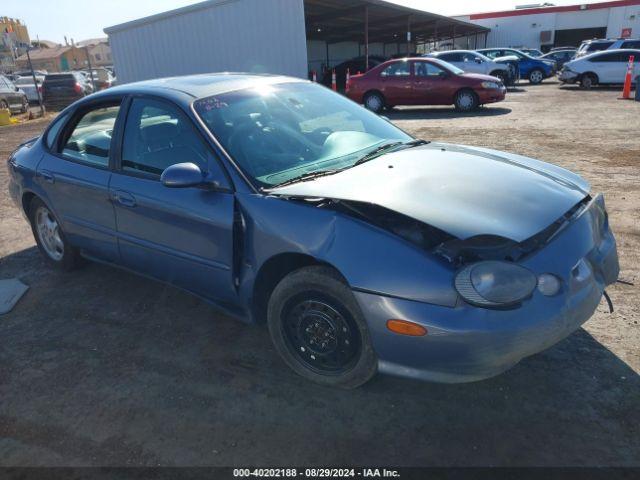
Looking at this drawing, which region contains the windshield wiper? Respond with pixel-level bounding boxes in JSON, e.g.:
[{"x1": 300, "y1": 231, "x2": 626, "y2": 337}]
[
  {"x1": 270, "y1": 169, "x2": 343, "y2": 189},
  {"x1": 353, "y1": 139, "x2": 430, "y2": 166}
]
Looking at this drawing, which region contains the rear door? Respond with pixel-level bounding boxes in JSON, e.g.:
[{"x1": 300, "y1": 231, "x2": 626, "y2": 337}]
[
  {"x1": 378, "y1": 61, "x2": 413, "y2": 105},
  {"x1": 36, "y1": 98, "x2": 124, "y2": 262},
  {"x1": 109, "y1": 96, "x2": 236, "y2": 303}
]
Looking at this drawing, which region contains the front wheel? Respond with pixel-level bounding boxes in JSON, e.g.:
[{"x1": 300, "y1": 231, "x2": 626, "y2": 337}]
[
  {"x1": 267, "y1": 266, "x2": 377, "y2": 389},
  {"x1": 363, "y1": 91, "x2": 385, "y2": 113},
  {"x1": 529, "y1": 68, "x2": 545, "y2": 84},
  {"x1": 454, "y1": 89, "x2": 479, "y2": 112},
  {"x1": 29, "y1": 197, "x2": 80, "y2": 271},
  {"x1": 491, "y1": 70, "x2": 507, "y2": 84},
  {"x1": 580, "y1": 73, "x2": 598, "y2": 89}
]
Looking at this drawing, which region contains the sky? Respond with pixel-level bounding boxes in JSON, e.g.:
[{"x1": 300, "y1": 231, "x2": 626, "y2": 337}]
[{"x1": 3, "y1": 0, "x2": 609, "y2": 44}]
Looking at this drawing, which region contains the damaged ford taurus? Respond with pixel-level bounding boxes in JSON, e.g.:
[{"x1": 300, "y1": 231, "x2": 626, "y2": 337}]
[{"x1": 7, "y1": 74, "x2": 619, "y2": 388}]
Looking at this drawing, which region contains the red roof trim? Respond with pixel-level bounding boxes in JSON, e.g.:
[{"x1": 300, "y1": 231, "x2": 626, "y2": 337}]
[{"x1": 470, "y1": 0, "x2": 640, "y2": 20}]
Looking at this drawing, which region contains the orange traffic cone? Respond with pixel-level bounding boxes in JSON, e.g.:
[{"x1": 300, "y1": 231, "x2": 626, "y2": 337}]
[
  {"x1": 331, "y1": 69, "x2": 337, "y2": 91},
  {"x1": 621, "y1": 55, "x2": 635, "y2": 99}
]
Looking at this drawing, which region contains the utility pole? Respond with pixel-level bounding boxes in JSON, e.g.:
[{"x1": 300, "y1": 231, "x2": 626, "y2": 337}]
[{"x1": 26, "y1": 47, "x2": 45, "y2": 117}]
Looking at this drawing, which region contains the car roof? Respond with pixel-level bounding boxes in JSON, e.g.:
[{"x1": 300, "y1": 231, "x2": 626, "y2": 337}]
[
  {"x1": 578, "y1": 48, "x2": 640, "y2": 59},
  {"x1": 432, "y1": 50, "x2": 477, "y2": 54},
  {"x1": 93, "y1": 72, "x2": 305, "y2": 100}
]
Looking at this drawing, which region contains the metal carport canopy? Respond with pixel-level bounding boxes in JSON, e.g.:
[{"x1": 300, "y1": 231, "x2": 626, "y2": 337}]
[{"x1": 304, "y1": 0, "x2": 490, "y2": 46}]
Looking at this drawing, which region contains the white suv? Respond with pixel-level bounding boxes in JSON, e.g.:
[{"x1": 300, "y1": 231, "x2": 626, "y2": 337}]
[
  {"x1": 576, "y1": 38, "x2": 640, "y2": 58},
  {"x1": 426, "y1": 50, "x2": 511, "y2": 83},
  {"x1": 559, "y1": 49, "x2": 640, "y2": 88}
]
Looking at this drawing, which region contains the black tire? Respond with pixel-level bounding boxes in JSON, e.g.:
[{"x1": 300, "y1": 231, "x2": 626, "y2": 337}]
[
  {"x1": 454, "y1": 89, "x2": 479, "y2": 112},
  {"x1": 267, "y1": 266, "x2": 377, "y2": 389},
  {"x1": 28, "y1": 197, "x2": 80, "y2": 271},
  {"x1": 20, "y1": 96, "x2": 28, "y2": 114},
  {"x1": 528, "y1": 68, "x2": 545, "y2": 84},
  {"x1": 363, "y1": 91, "x2": 385, "y2": 113},
  {"x1": 580, "y1": 73, "x2": 598, "y2": 90},
  {"x1": 0, "y1": 100, "x2": 8, "y2": 112}
]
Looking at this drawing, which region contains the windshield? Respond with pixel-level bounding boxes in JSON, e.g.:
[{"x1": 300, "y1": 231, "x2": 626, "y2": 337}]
[{"x1": 194, "y1": 82, "x2": 412, "y2": 188}]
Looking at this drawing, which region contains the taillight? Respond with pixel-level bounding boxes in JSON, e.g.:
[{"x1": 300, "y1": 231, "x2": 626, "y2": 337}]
[{"x1": 74, "y1": 82, "x2": 82, "y2": 94}]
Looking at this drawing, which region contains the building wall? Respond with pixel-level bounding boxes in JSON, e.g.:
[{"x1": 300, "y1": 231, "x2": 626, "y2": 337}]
[
  {"x1": 455, "y1": 2, "x2": 640, "y2": 49},
  {"x1": 306, "y1": 40, "x2": 414, "y2": 74},
  {"x1": 89, "y1": 43, "x2": 112, "y2": 67},
  {"x1": 106, "y1": 0, "x2": 308, "y2": 84}
]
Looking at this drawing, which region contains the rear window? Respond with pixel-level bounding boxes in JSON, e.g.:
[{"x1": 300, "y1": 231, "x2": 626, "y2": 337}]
[
  {"x1": 44, "y1": 74, "x2": 75, "y2": 83},
  {"x1": 586, "y1": 41, "x2": 614, "y2": 52},
  {"x1": 622, "y1": 40, "x2": 640, "y2": 49}
]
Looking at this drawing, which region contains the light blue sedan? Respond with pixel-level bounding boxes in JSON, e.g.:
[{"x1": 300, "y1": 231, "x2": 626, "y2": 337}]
[{"x1": 7, "y1": 74, "x2": 619, "y2": 387}]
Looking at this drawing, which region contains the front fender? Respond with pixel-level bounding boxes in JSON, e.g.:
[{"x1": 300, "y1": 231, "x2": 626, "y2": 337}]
[{"x1": 237, "y1": 193, "x2": 458, "y2": 309}]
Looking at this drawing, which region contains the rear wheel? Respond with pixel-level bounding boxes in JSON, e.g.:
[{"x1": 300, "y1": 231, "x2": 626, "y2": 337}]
[
  {"x1": 454, "y1": 89, "x2": 479, "y2": 112},
  {"x1": 580, "y1": 73, "x2": 598, "y2": 89},
  {"x1": 29, "y1": 197, "x2": 80, "y2": 271},
  {"x1": 0, "y1": 100, "x2": 8, "y2": 112},
  {"x1": 363, "y1": 91, "x2": 385, "y2": 113},
  {"x1": 20, "y1": 96, "x2": 28, "y2": 113},
  {"x1": 529, "y1": 68, "x2": 545, "y2": 84},
  {"x1": 267, "y1": 266, "x2": 377, "y2": 389}
]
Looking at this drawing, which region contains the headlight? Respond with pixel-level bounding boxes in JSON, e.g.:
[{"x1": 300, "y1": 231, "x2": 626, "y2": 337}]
[
  {"x1": 455, "y1": 261, "x2": 537, "y2": 308},
  {"x1": 481, "y1": 81, "x2": 501, "y2": 89}
]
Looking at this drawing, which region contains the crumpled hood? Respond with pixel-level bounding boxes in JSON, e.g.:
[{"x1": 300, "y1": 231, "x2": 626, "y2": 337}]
[{"x1": 271, "y1": 143, "x2": 590, "y2": 242}]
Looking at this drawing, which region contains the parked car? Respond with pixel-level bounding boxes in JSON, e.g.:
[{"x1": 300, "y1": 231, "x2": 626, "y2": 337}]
[
  {"x1": 14, "y1": 75, "x2": 44, "y2": 103},
  {"x1": 477, "y1": 48, "x2": 556, "y2": 84},
  {"x1": 7, "y1": 73, "x2": 619, "y2": 387},
  {"x1": 0, "y1": 74, "x2": 29, "y2": 113},
  {"x1": 74, "y1": 71, "x2": 95, "y2": 94},
  {"x1": 321, "y1": 55, "x2": 387, "y2": 91},
  {"x1": 347, "y1": 58, "x2": 506, "y2": 112},
  {"x1": 520, "y1": 48, "x2": 543, "y2": 57},
  {"x1": 540, "y1": 49, "x2": 576, "y2": 69},
  {"x1": 426, "y1": 50, "x2": 512, "y2": 85},
  {"x1": 42, "y1": 72, "x2": 90, "y2": 110},
  {"x1": 83, "y1": 68, "x2": 115, "y2": 90},
  {"x1": 14, "y1": 69, "x2": 48, "y2": 77},
  {"x1": 550, "y1": 46, "x2": 577, "y2": 52},
  {"x1": 576, "y1": 38, "x2": 640, "y2": 58},
  {"x1": 559, "y1": 49, "x2": 640, "y2": 88}
]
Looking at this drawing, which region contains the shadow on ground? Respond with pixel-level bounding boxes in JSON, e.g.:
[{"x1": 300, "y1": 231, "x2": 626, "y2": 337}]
[
  {"x1": 1, "y1": 247, "x2": 638, "y2": 467},
  {"x1": 386, "y1": 106, "x2": 512, "y2": 121}
]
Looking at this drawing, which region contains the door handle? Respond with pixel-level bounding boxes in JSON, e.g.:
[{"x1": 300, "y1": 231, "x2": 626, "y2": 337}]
[
  {"x1": 112, "y1": 190, "x2": 137, "y2": 208},
  {"x1": 40, "y1": 170, "x2": 55, "y2": 184}
]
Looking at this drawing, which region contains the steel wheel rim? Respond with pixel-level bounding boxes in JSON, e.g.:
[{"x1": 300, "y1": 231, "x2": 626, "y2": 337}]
[
  {"x1": 366, "y1": 95, "x2": 382, "y2": 111},
  {"x1": 35, "y1": 206, "x2": 64, "y2": 261},
  {"x1": 458, "y1": 92, "x2": 474, "y2": 110},
  {"x1": 282, "y1": 295, "x2": 361, "y2": 375}
]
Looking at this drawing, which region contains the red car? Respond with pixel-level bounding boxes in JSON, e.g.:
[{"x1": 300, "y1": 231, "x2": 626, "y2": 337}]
[{"x1": 346, "y1": 57, "x2": 506, "y2": 113}]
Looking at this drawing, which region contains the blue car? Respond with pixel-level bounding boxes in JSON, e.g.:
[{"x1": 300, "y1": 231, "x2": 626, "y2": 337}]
[
  {"x1": 7, "y1": 74, "x2": 619, "y2": 388},
  {"x1": 477, "y1": 48, "x2": 556, "y2": 84}
]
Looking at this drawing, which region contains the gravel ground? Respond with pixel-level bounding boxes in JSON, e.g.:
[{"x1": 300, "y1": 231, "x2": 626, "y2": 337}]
[{"x1": 0, "y1": 82, "x2": 638, "y2": 467}]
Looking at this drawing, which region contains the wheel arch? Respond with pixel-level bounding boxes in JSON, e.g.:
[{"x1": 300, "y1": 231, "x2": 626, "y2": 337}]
[{"x1": 251, "y1": 252, "x2": 347, "y2": 324}]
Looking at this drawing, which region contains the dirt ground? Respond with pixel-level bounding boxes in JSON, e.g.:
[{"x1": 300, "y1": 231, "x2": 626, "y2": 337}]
[{"x1": 0, "y1": 82, "x2": 639, "y2": 467}]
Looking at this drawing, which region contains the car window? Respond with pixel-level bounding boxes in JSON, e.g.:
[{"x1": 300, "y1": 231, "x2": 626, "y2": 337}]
[
  {"x1": 45, "y1": 113, "x2": 70, "y2": 150},
  {"x1": 121, "y1": 98, "x2": 209, "y2": 177},
  {"x1": 622, "y1": 41, "x2": 640, "y2": 49},
  {"x1": 439, "y1": 52, "x2": 463, "y2": 62},
  {"x1": 462, "y1": 52, "x2": 478, "y2": 62},
  {"x1": 481, "y1": 50, "x2": 501, "y2": 59},
  {"x1": 587, "y1": 41, "x2": 614, "y2": 52},
  {"x1": 591, "y1": 52, "x2": 622, "y2": 62},
  {"x1": 380, "y1": 61, "x2": 411, "y2": 77},
  {"x1": 61, "y1": 105, "x2": 120, "y2": 167},
  {"x1": 414, "y1": 61, "x2": 446, "y2": 77}
]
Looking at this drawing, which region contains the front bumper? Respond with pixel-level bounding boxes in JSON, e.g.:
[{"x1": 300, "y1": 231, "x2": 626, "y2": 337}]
[
  {"x1": 478, "y1": 87, "x2": 507, "y2": 104},
  {"x1": 355, "y1": 196, "x2": 619, "y2": 383},
  {"x1": 559, "y1": 70, "x2": 579, "y2": 83}
]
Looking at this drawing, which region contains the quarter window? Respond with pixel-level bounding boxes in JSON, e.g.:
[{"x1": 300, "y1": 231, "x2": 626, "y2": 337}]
[
  {"x1": 61, "y1": 105, "x2": 120, "y2": 167},
  {"x1": 45, "y1": 112, "x2": 70, "y2": 149},
  {"x1": 381, "y1": 61, "x2": 411, "y2": 77},
  {"x1": 121, "y1": 98, "x2": 209, "y2": 176}
]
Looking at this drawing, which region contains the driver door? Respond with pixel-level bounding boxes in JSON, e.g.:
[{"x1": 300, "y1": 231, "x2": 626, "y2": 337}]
[
  {"x1": 412, "y1": 61, "x2": 454, "y2": 105},
  {"x1": 109, "y1": 96, "x2": 236, "y2": 303}
]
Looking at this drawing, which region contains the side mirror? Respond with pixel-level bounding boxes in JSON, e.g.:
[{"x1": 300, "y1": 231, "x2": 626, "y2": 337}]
[
  {"x1": 475, "y1": 58, "x2": 483, "y2": 64},
  {"x1": 14, "y1": 85, "x2": 19, "y2": 91},
  {"x1": 161, "y1": 162, "x2": 205, "y2": 188}
]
